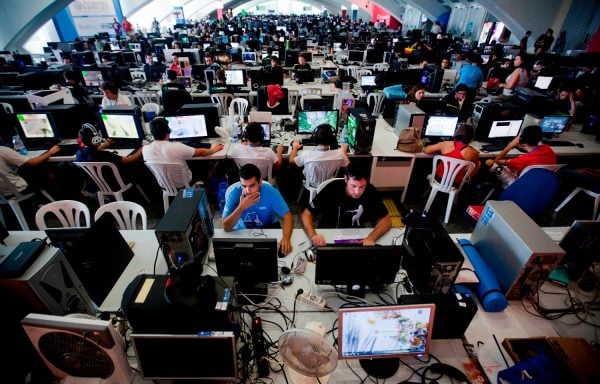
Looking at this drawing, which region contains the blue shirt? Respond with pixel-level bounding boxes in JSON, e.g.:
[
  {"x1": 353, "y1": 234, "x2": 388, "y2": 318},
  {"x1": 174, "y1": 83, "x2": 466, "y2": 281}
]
[
  {"x1": 456, "y1": 64, "x2": 483, "y2": 89},
  {"x1": 223, "y1": 182, "x2": 290, "y2": 230}
]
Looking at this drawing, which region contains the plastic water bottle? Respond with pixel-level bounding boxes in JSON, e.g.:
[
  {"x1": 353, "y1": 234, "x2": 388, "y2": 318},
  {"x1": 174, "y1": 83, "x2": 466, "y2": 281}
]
[{"x1": 12, "y1": 135, "x2": 27, "y2": 155}]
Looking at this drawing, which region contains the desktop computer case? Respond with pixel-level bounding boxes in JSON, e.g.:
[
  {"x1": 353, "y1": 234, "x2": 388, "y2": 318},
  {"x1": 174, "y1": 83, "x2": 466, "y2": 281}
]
[
  {"x1": 471, "y1": 201, "x2": 565, "y2": 300},
  {"x1": 393, "y1": 104, "x2": 426, "y2": 135},
  {"x1": 0, "y1": 248, "x2": 95, "y2": 315},
  {"x1": 348, "y1": 107, "x2": 376, "y2": 154}
]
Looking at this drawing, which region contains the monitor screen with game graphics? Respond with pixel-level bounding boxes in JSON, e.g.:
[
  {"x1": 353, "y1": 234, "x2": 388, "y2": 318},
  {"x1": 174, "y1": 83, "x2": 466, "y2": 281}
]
[
  {"x1": 423, "y1": 115, "x2": 459, "y2": 140},
  {"x1": 165, "y1": 115, "x2": 208, "y2": 139},
  {"x1": 338, "y1": 304, "x2": 435, "y2": 359},
  {"x1": 297, "y1": 110, "x2": 338, "y2": 134},
  {"x1": 224, "y1": 69, "x2": 245, "y2": 86},
  {"x1": 488, "y1": 120, "x2": 523, "y2": 140},
  {"x1": 17, "y1": 113, "x2": 56, "y2": 138},
  {"x1": 81, "y1": 70, "x2": 105, "y2": 87},
  {"x1": 100, "y1": 113, "x2": 144, "y2": 140},
  {"x1": 540, "y1": 115, "x2": 570, "y2": 135}
]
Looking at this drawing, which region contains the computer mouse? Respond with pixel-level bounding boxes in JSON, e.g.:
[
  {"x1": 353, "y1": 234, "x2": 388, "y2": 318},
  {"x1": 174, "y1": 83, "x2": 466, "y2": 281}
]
[
  {"x1": 304, "y1": 248, "x2": 315, "y2": 262},
  {"x1": 280, "y1": 273, "x2": 293, "y2": 286},
  {"x1": 277, "y1": 247, "x2": 287, "y2": 258},
  {"x1": 576, "y1": 143, "x2": 584, "y2": 148}
]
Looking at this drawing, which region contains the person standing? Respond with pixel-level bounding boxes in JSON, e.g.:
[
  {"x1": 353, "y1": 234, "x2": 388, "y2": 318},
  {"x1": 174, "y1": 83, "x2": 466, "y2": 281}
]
[
  {"x1": 151, "y1": 18, "x2": 160, "y2": 34},
  {"x1": 122, "y1": 17, "x2": 133, "y2": 38},
  {"x1": 112, "y1": 18, "x2": 122, "y2": 37},
  {"x1": 534, "y1": 29, "x2": 554, "y2": 54},
  {"x1": 520, "y1": 30, "x2": 532, "y2": 53}
]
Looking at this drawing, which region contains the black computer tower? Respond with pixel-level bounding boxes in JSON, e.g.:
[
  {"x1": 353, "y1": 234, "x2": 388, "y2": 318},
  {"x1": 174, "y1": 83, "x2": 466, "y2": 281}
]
[
  {"x1": 472, "y1": 101, "x2": 523, "y2": 141},
  {"x1": 347, "y1": 107, "x2": 376, "y2": 154}
]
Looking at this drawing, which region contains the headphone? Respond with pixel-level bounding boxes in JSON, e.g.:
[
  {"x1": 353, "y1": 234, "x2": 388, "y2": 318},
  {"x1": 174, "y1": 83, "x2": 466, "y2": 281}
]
[
  {"x1": 312, "y1": 124, "x2": 335, "y2": 146},
  {"x1": 80, "y1": 123, "x2": 103, "y2": 147}
]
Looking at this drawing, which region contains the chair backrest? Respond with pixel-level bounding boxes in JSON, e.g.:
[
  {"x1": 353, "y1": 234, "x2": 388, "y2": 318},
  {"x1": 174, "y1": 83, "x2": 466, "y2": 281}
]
[
  {"x1": 141, "y1": 102, "x2": 161, "y2": 114},
  {"x1": 233, "y1": 157, "x2": 274, "y2": 184},
  {"x1": 346, "y1": 66, "x2": 360, "y2": 79},
  {"x1": 303, "y1": 159, "x2": 344, "y2": 188},
  {"x1": 74, "y1": 162, "x2": 130, "y2": 194},
  {"x1": 288, "y1": 89, "x2": 300, "y2": 113},
  {"x1": 300, "y1": 94, "x2": 322, "y2": 110},
  {"x1": 35, "y1": 200, "x2": 91, "y2": 229},
  {"x1": 358, "y1": 69, "x2": 372, "y2": 76},
  {"x1": 430, "y1": 155, "x2": 476, "y2": 192},
  {"x1": 316, "y1": 177, "x2": 344, "y2": 195},
  {"x1": 0, "y1": 102, "x2": 14, "y2": 114},
  {"x1": 134, "y1": 91, "x2": 161, "y2": 106},
  {"x1": 210, "y1": 93, "x2": 234, "y2": 116},
  {"x1": 228, "y1": 97, "x2": 249, "y2": 117},
  {"x1": 145, "y1": 162, "x2": 191, "y2": 194},
  {"x1": 367, "y1": 92, "x2": 385, "y2": 116},
  {"x1": 94, "y1": 201, "x2": 147, "y2": 230},
  {"x1": 499, "y1": 168, "x2": 560, "y2": 218},
  {"x1": 373, "y1": 63, "x2": 389, "y2": 72},
  {"x1": 520, "y1": 163, "x2": 566, "y2": 177},
  {"x1": 300, "y1": 88, "x2": 322, "y2": 96}
]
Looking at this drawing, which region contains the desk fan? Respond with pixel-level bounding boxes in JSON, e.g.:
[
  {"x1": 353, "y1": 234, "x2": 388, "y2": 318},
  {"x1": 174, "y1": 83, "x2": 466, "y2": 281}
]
[{"x1": 278, "y1": 323, "x2": 338, "y2": 384}]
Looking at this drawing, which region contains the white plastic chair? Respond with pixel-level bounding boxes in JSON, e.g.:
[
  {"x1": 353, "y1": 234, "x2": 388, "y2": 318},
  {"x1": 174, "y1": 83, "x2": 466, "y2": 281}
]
[
  {"x1": 134, "y1": 91, "x2": 161, "y2": 106},
  {"x1": 210, "y1": 93, "x2": 234, "y2": 117},
  {"x1": 373, "y1": 63, "x2": 389, "y2": 72},
  {"x1": 0, "y1": 173, "x2": 37, "y2": 230},
  {"x1": 297, "y1": 159, "x2": 344, "y2": 203},
  {"x1": 288, "y1": 89, "x2": 300, "y2": 114},
  {"x1": 117, "y1": 90, "x2": 135, "y2": 106},
  {"x1": 35, "y1": 200, "x2": 91, "y2": 230},
  {"x1": 228, "y1": 97, "x2": 249, "y2": 117},
  {"x1": 74, "y1": 162, "x2": 150, "y2": 206},
  {"x1": 300, "y1": 88, "x2": 322, "y2": 96},
  {"x1": 555, "y1": 187, "x2": 600, "y2": 220},
  {"x1": 346, "y1": 65, "x2": 360, "y2": 79},
  {"x1": 1, "y1": 102, "x2": 14, "y2": 113},
  {"x1": 141, "y1": 102, "x2": 161, "y2": 134},
  {"x1": 145, "y1": 162, "x2": 191, "y2": 213},
  {"x1": 233, "y1": 157, "x2": 275, "y2": 185},
  {"x1": 316, "y1": 177, "x2": 344, "y2": 196},
  {"x1": 300, "y1": 94, "x2": 322, "y2": 111},
  {"x1": 424, "y1": 155, "x2": 476, "y2": 224},
  {"x1": 367, "y1": 92, "x2": 385, "y2": 117},
  {"x1": 94, "y1": 201, "x2": 147, "y2": 230}
]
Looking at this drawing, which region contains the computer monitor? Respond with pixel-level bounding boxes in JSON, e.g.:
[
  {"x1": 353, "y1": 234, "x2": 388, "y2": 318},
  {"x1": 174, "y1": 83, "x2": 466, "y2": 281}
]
[
  {"x1": 176, "y1": 76, "x2": 192, "y2": 89},
  {"x1": 361, "y1": 75, "x2": 377, "y2": 87},
  {"x1": 420, "y1": 65, "x2": 444, "y2": 92},
  {"x1": 338, "y1": 304, "x2": 435, "y2": 378},
  {"x1": 212, "y1": 238, "x2": 278, "y2": 302},
  {"x1": 348, "y1": 50, "x2": 365, "y2": 63},
  {"x1": 81, "y1": 70, "x2": 105, "y2": 87},
  {"x1": 540, "y1": 115, "x2": 570, "y2": 137},
  {"x1": 71, "y1": 51, "x2": 96, "y2": 66},
  {"x1": 122, "y1": 51, "x2": 137, "y2": 65},
  {"x1": 422, "y1": 115, "x2": 459, "y2": 141},
  {"x1": 99, "y1": 112, "x2": 144, "y2": 141},
  {"x1": 242, "y1": 51, "x2": 256, "y2": 63},
  {"x1": 297, "y1": 110, "x2": 338, "y2": 134},
  {"x1": 300, "y1": 51, "x2": 313, "y2": 62},
  {"x1": 487, "y1": 120, "x2": 523, "y2": 142},
  {"x1": 557, "y1": 220, "x2": 600, "y2": 283},
  {"x1": 241, "y1": 122, "x2": 271, "y2": 142},
  {"x1": 16, "y1": 113, "x2": 56, "y2": 138},
  {"x1": 314, "y1": 245, "x2": 401, "y2": 295},
  {"x1": 165, "y1": 115, "x2": 208, "y2": 140},
  {"x1": 534, "y1": 76, "x2": 553, "y2": 90},
  {"x1": 131, "y1": 333, "x2": 237, "y2": 380},
  {"x1": 224, "y1": 69, "x2": 245, "y2": 86}
]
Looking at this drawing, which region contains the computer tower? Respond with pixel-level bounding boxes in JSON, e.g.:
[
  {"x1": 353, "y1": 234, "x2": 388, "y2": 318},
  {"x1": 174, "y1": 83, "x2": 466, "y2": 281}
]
[
  {"x1": 0, "y1": 248, "x2": 95, "y2": 315},
  {"x1": 155, "y1": 188, "x2": 213, "y2": 270},
  {"x1": 393, "y1": 104, "x2": 426, "y2": 135},
  {"x1": 471, "y1": 201, "x2": 565, "y2": 300},
  {"x1": 472, "y1": 101, "x2": 522, "y2": 141},
  {"x1": 347, "y1": 107, "x2": 376, "y2": 154}
]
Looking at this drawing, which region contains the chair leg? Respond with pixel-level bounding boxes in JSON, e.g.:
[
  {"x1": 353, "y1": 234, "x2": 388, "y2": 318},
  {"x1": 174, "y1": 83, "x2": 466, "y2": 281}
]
[
  {"x1": 136, "y1": 184, "x2": 151, "y2": 203},
  {"x1": 40, "y1": 189, "x2": 55, "y2": 202},
  {"x1": 424, "y1": 189, "x2": 439, "y2": 213},
  {"x1": 9, "y1": 201, "x2": 29, "y2": 230},
  {"x1": 593, "y1": 195, "x2": 600, "y2": 220},
  {"x1": 444, "y1": 192, "x2": 456, "y2": 224},
  {"x1": 554, "y1": 187, "x2": 581, "y2": 212},
  {"x1": 163, "y1": 193, "x2": 170, "y2": 214}
]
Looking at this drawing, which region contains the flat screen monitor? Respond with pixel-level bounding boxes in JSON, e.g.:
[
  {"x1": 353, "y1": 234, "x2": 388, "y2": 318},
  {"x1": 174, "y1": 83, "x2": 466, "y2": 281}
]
[
  {"x1": 300, "y1": 51, "x2": 312, "y2": 62},
  {"x1": 131, "y1": 333, "x2": 237, "y2": 380},
  {"x1": 534, "y1": 76, "x2": 553, "y2": 90},
  {"x1": 423, "y1": 115, "x2": 459, "y2": 140},
  {"x1": 100, "y1": 113, "x2": 144, "y2": 140},
  {"x1": 540, "y1": 115, "x2": 570, "y2": 136},
  {"x1": 17, "y1": 113, "x2": 56, "y2": 138},
  {"x1": 557, "y1": 220, "x2": 600, "y2": 282},
  {"x1": 488, "y1": 120, "x2": 523, "y2": 140},
  {"x1": 177, "y1": 103, "x2": 220, "y2": 138},
  {"x1": 176, "y1": 76, "x2": 192, "y2": 88},
  {"x1": 348, "y1": 50, "x2": 365, "y2": 63},
  {"x1": 224, "y1": 69, "x2": 245, "y2": 86},
  {"x1": 361, "y1": 75, "x2": 377, "y2": 87},
  {"x1": 242, "y1": 51, "x2": 256, "y2": 63},
  {"x1": 165, "y1": 115, "x2": 208, "y2": 139},
  {"x1": 297, "y1": 110, "x2": 338, "y2": 134},
  {"x1": 241, "y1": 122, "x2": 271, "y2": 141},
  {"x1": 315, "y1": 245, "x2": 401, "y2": 294},
  {"x1": 81, "y1": 70, "x2": 105, "y2": 87}
]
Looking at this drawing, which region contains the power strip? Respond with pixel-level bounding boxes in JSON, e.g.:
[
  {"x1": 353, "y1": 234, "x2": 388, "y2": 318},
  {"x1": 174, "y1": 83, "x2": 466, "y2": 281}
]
[{"x1": 299, "y1": 292, "x2": 326, "y2": 309}]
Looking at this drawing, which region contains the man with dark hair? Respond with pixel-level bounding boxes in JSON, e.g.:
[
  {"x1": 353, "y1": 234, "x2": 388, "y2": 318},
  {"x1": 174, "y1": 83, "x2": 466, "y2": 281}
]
[
  {"x1": 162, "y1": 69, "x2": 186, "y2": 91},
  {"x1": 292, "y1": 53, "x2": 312, "y2": 83},
  {"x1": 230, "y1": 122, "x2": 283, "y2": 170},
  {"x1": 142, "y1": 118, "x2": 224, "y2": 187},
  {"x1": 209, "y1": 69, "x2": 233, "y2": 94},
  {"x1": 534, "y1": 29, "x2": 554, "y2": 54},
  {"x1": 101, "y1": 81, "x2": 132, "y2": 108},
  {"x1": 301, "y1": 162, "x2": 391, "y2": 247},
  {"x1": 485, "y1": 125, "x2": 557, "y2": 177},
  {"x1": 289, "y1": 124, "x2": 349, "y2": 167},
  {"x1": 520, "y1": 30, "x2": 532, "y2": 53},
  {"x1": 443, "y1": 83, "x2": 472, "y2": 121},
  {"x1": 222, "y1": 163, "x2": 293, "y2": 255},
  {"x1": 169, "y1": 53, "x2": 182, "y2": 75}
]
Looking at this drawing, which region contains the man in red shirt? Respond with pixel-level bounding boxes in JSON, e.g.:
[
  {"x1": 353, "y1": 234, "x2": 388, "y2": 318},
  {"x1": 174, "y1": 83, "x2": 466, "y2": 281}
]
[
  {"x1": 485, "y1": 125, "x2": 557, "y2": 176},
  {"x1": 122, "y1": 17, "x2": 133, "y2": 37}
]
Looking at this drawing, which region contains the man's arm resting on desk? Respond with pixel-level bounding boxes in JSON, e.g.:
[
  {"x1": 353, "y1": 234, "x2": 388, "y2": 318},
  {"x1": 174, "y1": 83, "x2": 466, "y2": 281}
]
[
  {"x1": 280, "y1": 211, "x2": 294, "y2": 255},
  {"x1": 23, "y1": 145, "x2": 60, "y2": 166},
  {"x1": 300, "y1": 208, "x2": 327, "y2": 246},
  {"x1": 363, "y1": 215, "x2": 392, "y2": 246}
]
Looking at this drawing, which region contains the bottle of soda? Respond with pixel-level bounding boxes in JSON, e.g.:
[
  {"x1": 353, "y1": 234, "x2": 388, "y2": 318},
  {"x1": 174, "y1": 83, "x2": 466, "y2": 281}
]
[{"x1": 12, "y1": 135, "x2": 27, "y2": 155}]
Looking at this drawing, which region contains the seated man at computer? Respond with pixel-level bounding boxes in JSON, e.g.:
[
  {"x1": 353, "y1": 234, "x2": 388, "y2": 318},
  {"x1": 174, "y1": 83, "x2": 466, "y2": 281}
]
[
  {"x1": 292, "y1": 53, "x2": 312, "y2": 83},
  {"x1": 101, "y1": 81, "x2": 133, "y2": 109},
  {"x1": 222, "y1": 164, "x2": 293, "y2": 255},
  {"x1": 209, "y1": 69, "x2": 233, "y2": 94},
  {"x1": 484, "y1": 125, "x2": 557, "y2": 178},
  {"x1": 301, "y1": 162, "x2": 392, "y2": 247},
  {"x1": 169, "y1": 53, "x2": 182, "y2": 76},
  {"x1": 442, "y1": 83, "x2": 473, "y2": 122},
  {"x1": 162, "y1": 69, "x2": 187, "y2": 91},
  {"x1": 230, "y1": 122, "x2": 284, "y2": 171},
  {"x1": 289, "y1": 124, "x2": 350, "y2": 168},
  {"x1": 143, "y1": 118, "x2": 224, "y2": 187}
]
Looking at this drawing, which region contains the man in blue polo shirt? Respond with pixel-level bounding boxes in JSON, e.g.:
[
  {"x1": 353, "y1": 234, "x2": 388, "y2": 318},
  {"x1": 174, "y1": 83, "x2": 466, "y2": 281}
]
[{"x1": 222, "y1": 163, "x2": 294, "y2": 255}]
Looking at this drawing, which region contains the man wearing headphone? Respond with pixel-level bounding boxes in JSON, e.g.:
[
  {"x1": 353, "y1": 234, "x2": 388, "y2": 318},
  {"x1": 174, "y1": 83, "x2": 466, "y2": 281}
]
[
  {"x1": 300, "y1": 162, "x2": 391, "y2": 247},
  {"x1": 229, "y1": 122, "x2": 284, "y2": 171},
  {"x1": 101, "y1": 81, "x2": 133, "y2": 109},
  {"x1": 289, "y1": 124, "x2": 349, "y2": 169},
  {"x1": 143, "y1": 118, "x2": 224, "y2": 187}
]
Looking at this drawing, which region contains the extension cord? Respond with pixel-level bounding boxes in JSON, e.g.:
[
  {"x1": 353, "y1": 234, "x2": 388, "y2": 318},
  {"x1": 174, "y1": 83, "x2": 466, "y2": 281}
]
[{"x1": 299, "y1": 292, "x2": 326, "y2": 309}]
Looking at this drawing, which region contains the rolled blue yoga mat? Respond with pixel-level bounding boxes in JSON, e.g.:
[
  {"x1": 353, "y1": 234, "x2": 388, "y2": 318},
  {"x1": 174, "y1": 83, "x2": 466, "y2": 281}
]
[{"x1": 458, "y1": 239, "x2": 508, "y2": 312}]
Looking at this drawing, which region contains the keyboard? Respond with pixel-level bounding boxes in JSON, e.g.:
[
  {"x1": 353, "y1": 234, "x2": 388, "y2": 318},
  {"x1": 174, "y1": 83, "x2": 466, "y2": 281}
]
[
  {"x1": 543, "y1": 140, "x2": 575, "y2": 147},
  {"x1": 481, "y1": 144, "x2": 506, "y2": 152},
  {"x1": 190, "y1": 142, "x2": 212, "y2": 149}
]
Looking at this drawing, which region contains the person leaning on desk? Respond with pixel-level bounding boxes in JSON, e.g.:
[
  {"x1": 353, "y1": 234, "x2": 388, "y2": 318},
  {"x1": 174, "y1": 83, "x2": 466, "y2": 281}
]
[
  {"x1": 222, "y1": 163, "x2": 294, "y2": 256},
  {"x1": 300, "y1": 162, "x2": 392, "y2": 247}
]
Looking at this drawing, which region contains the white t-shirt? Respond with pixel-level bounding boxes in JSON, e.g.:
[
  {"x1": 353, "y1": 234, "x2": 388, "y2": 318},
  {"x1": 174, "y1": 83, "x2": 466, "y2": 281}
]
[
  {"x1": 0, "y1": 146, "x2": 28, "y2": 195},
  {"x1": 101, "y1": 94, "x2": 133, "y2": 109},
  {"x1": 293, "y1": 148, "x2": 346, "y2": 167},
  {"x1": 142, "y1": 140, "x2": 195, "y2": 187},
  {"x1": 229, "y1": 144, "x2": 278, "y2": 163}
]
